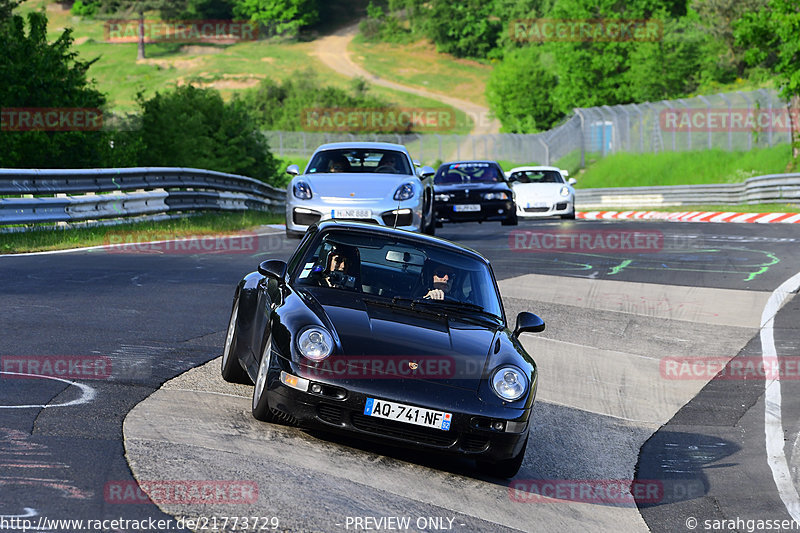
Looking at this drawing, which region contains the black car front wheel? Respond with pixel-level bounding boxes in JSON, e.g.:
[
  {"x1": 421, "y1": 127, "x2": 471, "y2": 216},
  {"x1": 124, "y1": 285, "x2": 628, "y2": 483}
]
[
  {"x1": 252, "y1": 334, "x2": 276, "y2": 422},
  {"x1": 221, "y1": 296, "x2": 251, "y2": 385},
  {"x1": 501, "y1": 213, "x2": 519, "y2": 226},
  {"x1": 476, "y1": 433, "x2": 528, "y2": 479}
]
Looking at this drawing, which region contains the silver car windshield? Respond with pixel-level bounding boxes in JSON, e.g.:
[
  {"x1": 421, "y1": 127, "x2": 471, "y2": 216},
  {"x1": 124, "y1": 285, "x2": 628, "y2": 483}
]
[
  {"x1": 307, "y1": 149, "x2": 412, "y2": 175},
  {"x1": 294, "y1": 231, "x2": 503, "y2": 319}
]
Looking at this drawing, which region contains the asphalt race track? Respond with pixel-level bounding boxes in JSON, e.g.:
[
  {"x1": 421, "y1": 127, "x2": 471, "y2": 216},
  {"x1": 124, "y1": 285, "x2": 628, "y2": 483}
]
[{"x1": 1, "y1": 219, "x2": 799, "y2": 532}]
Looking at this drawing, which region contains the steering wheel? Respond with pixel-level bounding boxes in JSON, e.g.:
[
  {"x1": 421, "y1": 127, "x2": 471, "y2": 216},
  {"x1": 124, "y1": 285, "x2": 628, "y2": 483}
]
[{"x1": 375, "y1": 165, "x2": 396, "y2": 174}]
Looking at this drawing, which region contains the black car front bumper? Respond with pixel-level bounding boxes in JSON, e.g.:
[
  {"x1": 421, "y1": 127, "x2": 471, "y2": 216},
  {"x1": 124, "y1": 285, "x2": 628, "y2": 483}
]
[
  {"x1": 435, "y1": 199, "x2": 516, "y2": 223},
  {"x1": 265, "y1": 370, "x2": 531, "y2": 464}
]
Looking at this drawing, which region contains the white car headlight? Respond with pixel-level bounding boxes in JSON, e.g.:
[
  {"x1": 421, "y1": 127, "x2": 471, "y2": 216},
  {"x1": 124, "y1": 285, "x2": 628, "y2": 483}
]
[
  {"x1": 435, "y1": 194, "x2": 450, "y2": 202},
  {"x1": 559, "y1": 186, "x2": 570, "y2": 197},
  {"x1": 393, "y1": 182, "x2": 416, "y2": 201},
  {"x1": 483, "y1": 191, "x2": 509, "y2": 201},
  {"x1": 293, "y1": 181, "x2": 312, "y2": 200},
  {"x1": 297, "y1": 327, "x2": 334, "y2": 361},
  {"x1": 490, "y1": 365, "x2": 528, "y2": 401}
]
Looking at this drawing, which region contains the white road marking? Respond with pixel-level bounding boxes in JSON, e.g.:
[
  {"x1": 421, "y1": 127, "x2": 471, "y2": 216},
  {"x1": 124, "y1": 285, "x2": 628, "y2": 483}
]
[
  {"x1": 0, "y1": 508, "x2": 37, "y2": 519},
  {"x1": 0, "y1": 372, "x2": 96, "y2": 408},
  {"x1": 761, "y1": 271, "x2": 800, "y2": 522}
]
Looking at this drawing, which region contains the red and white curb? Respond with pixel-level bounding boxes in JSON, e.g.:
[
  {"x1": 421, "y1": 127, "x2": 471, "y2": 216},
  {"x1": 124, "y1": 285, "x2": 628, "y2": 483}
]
[{"x1": 577, "y1": 211, "x2": 800, "y2": 223}]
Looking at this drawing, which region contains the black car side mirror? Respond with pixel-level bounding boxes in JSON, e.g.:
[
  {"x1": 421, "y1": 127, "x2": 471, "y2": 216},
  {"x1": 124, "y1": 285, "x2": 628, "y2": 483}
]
[
  {"x1": 258, "y1": 260, "x2": 288, "y2": 282},
  {"x1": 514, "y1": 311, "x2": 545, "y2": 336}
]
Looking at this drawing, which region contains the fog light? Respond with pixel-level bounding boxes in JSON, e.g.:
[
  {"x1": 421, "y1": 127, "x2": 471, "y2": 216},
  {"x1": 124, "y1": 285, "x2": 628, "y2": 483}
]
[
  {"x1": 498, "y1": 209, "x2": 504, "y2": 214},
  {"x1": 311, "y1": 384, "x2": 322, "y2": 394},
  {"x1": 492, "y1": 421, "x2": 505, "y2": 431}
]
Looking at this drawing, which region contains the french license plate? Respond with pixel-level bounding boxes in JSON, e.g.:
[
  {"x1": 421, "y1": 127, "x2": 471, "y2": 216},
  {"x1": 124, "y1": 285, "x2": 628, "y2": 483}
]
[
  {"x1": 364, "y1": 398, "x2": 451, "y2": 431},
  {"x1": 453, "y1": 204, "x2": 481, "y2": 212},
  {"x1": 333, "y1": 208, "x2": 372, "y2": 218}
]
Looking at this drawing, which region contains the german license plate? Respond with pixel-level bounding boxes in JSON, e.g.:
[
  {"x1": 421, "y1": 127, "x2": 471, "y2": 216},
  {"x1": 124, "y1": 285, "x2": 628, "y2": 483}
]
[
  {"x1": 364, "y1": 398, "x2": 451, "y2": 431},
  {"x1": 453, "y1": 204, "x2": 480, "y2": 212},
  {"x1": 527, "y1": 202, "x2": 548, "y2": 208},
  {"x1": 333, "y1": 208, "x2": 371, "y2": 218}
]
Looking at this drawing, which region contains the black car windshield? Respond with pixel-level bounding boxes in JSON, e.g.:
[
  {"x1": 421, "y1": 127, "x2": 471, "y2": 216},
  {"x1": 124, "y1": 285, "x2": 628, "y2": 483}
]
[
  {"x1": 293, "y1": 230, "x2": 503, "y2": 319},
  {"x1": 434, "y1": 162, "x2": 503, "y2": 185},
  {"x1": 510, "y1": 170, "x2": 565, "y2": 184},
  {"x1": 306, "y1": 149, "x2": 412, "y2": 175}
]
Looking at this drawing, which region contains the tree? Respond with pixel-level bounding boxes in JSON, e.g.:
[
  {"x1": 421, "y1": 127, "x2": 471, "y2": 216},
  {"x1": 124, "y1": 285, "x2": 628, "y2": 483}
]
[
  {"x1": 736, "y1": 0, "x2": 800, "y2": 165},
  {"x1": 426, "y1": 0, "x2": 502, "y2": 58},
  {"x1": 0, "y1": 11, "x2": 111, "y2": 168},
  {"x1": 138, "y1": 85, "x2": 279, "y2": 182},
  {"x1": 691, "y1": 0, "x2": 769, "y2": 78},
  {"x1": 625, "y1": 16, "x2": 706, "y2": 102},
  {"x1": 486, "y1": 46, "x2": 562, "y2": 132},
  {"x1": 233, "y1": 0, "x2": 318, "y2": 37}
]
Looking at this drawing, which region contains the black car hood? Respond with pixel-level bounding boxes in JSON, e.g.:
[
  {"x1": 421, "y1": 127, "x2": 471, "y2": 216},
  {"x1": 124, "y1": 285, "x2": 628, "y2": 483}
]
[{"x1": 299, "y1": 289, "x2": 499, "y2": 391}]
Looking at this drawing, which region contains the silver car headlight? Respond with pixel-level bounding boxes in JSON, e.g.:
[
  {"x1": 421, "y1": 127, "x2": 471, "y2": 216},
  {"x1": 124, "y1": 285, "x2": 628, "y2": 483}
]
[
  {"x1": 490, "y1": 365, "x2": 528, "y2": 401},
  {"x1": 293, "y1": 181, "x2": 312, "y2": 200},
  {"x1": 483, "y1": 191, "x2": 509, "y2": 201},
  {"x1": 559, "y1": 186, "x2": 570, "y2": 197},
  {"x1": 297, "y1": 327, "x2": 334, "y2": 361},
  {"x1": 393, "y1": 182, "x2": 416, "y2": 201}
]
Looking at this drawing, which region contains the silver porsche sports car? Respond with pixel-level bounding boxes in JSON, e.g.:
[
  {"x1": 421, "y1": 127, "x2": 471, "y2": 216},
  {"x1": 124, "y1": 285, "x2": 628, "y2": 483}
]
[{"x1": 285, "y1": 142, "x2": 436, "y2": 238}]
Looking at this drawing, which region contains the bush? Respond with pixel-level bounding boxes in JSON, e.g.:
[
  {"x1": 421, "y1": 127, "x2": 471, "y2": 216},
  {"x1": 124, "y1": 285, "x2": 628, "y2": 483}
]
[
  {"x1": 137, "y1": 86, "x2": 279, "y2": 183},
  {"x1": 70, "y1": 0, "x2": 100, "y2": 18}
]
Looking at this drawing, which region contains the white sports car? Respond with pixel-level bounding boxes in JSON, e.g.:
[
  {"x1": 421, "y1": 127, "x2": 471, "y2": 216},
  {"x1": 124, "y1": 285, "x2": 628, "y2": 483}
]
[
  {"x1": 505, "y1": 166, "x2": 577, "y2": 220},
  {"x1": 285, "y1": 142, "x2": 436, "y2": 238}
]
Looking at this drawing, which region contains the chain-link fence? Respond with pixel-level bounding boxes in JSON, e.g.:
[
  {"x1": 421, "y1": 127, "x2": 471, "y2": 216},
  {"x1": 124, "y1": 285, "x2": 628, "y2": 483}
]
[{"x1": 263, "y1": 89, "x2": 792, "y2": 168}]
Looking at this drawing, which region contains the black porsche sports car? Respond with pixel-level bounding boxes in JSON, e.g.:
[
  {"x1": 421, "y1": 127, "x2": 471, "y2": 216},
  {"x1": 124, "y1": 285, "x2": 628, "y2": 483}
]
[
  {"x1": 221, "y1": 220, "x2": 544, "y2": 478},
  {"x1": 433, "y1": 161, "x2": 518, "y2": 226}
]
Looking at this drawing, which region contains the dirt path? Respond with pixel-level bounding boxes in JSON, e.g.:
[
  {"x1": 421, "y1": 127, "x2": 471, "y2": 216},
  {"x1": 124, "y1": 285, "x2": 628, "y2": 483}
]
[{"x1": 312, "y1": 23, "x2": 500, "y2": 136}]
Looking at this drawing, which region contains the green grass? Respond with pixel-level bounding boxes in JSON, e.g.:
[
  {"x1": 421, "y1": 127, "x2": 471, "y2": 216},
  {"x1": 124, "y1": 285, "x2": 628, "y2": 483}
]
[
  {"x1": 349, "y1": 34, "x2": 493, "y2": 109},
  {"x1": 0, "y1": 210, "x2": 283, "y2": 254},
  {"x1": 589, "y1": 203, "x2": 800, "y2": 213},
  {"x1": 573, "y1": 145, "x2": 793, "y2": 189}
]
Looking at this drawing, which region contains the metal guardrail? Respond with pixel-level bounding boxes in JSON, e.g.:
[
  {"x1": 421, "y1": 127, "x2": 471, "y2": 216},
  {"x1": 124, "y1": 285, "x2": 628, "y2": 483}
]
[
  {"x1": 575, "y1": 173, "x2": 800, "y2": 209},
  {"x1": 0, "y1": 167, "x2": 285, "y2": 227}
]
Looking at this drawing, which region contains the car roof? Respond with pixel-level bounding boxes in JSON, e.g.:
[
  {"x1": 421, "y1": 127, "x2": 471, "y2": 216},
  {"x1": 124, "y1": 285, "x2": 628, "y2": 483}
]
[
  {"x1": 313, "y1": 141, "x2": 410, "y2": 153},
  {"x1": 438, "y1": 160, "x2": 502, "y2": 168},
  {"x1": 508, "y1": 166, "x2": 564, "y2": 173},
  {"x1": 312, "y1": 220, "x2": 489, "y2": 264}
]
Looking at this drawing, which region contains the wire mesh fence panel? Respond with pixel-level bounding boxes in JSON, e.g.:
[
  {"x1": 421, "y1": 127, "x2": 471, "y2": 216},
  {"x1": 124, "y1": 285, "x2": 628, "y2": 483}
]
[{"x1": 263, "y1": 89, "x2": 793, "y2": 169}]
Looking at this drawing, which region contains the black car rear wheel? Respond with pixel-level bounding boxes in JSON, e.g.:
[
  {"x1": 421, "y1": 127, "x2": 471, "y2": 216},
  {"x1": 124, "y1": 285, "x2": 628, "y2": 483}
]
[
  {"x1": 476, "y1": 433, "x2": 528, "y2": 479},
  {"x1": 221, "y1": 296, "x2": 251, "y2": 384},
  {"x1": 252, "y1": 334, "x2": 276, "y2": 422}
]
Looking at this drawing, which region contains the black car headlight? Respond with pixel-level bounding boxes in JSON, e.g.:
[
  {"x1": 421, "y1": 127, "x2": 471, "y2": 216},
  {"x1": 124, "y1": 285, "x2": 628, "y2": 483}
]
[
  {"x1": 559, "y1": 186, "x2": 571, "y2": 197},
  {"x1": 393, "y1": 182, "x2": 416, "y2": 201},
  {"x1": 483, "y1": 191, "x2": 509, "y2": 201},
  {"x1": 297, "y1": 327, "x2": 334, "y2": 361},
  {"x1": 490, "y1": 365, "x2": 528, "y2": 401},
  {"x1": 293, "y1": 181, "x2": 312, "y2": 200}
]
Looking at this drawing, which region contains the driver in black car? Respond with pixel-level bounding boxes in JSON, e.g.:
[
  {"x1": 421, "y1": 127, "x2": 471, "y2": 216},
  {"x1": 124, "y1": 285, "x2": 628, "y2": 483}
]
[
  {"x1": 423, "y1": 264, "x2": 458, "y2": 300},
  {"x1": 320, "y1": 246, "x2": 359, "y2": 290}
]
